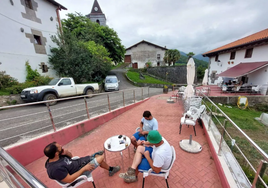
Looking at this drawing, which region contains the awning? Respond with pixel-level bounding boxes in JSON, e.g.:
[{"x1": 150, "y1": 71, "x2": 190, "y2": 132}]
[{"x1": 218, "y1": 61, "x2": 268, "y2": 78}]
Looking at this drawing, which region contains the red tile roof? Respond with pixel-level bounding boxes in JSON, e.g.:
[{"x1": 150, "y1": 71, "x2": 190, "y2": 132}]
[
  {"x1": 126, "y1": 40, "x2": 168, "y2": 51},
  {"x1": 203, "y1": 28, "x2": 268, "y2": 55},
  {"x1": 218, "y1": 61, "x2": 268, "y2": 78}
]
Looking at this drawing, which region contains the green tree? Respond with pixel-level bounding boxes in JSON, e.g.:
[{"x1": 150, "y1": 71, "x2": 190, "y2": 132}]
[
  {"x1": 164, "y1": 49, "x2": 181, "y2": 66},
  {"x1": 49, "y1": 31, "x2": 111, "y2": 83},
  {"x1": 187, "y1": 52, "x2": 195, "y2": 59},
  {"x1": 197, "y1": 66, "x2": 206, "y2": 81},
  {"x1": 61, "y1": 13, "x2": 125, "y2": 64}
]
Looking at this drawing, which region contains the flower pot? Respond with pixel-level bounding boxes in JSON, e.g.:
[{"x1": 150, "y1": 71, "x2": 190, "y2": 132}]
[{"x1": 163, "y1": 88, "x2": 168, "y2": 94}]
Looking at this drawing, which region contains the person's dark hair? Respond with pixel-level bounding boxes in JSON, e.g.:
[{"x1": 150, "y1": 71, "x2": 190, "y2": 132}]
[
  {"x1": 44, "y1": 142, "x2": 57, "y2": 159},
  {"x1": 143, "y1": 111, "x2": 151, "y2": 118}
]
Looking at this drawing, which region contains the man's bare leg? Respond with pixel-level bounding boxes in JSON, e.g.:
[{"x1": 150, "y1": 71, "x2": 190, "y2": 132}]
[
  {"x1": 131, "y1": 136, "x2": 137, "y2": 148},
  {"x1": 95, "y1": 154, "x2": 109, "y2": 170},
  {"x1": 95, "y1": 154, "x2": 121, "y2": 176},
  {"x1": 131, "y1": 145, "x2": 145, "y2": 170}
]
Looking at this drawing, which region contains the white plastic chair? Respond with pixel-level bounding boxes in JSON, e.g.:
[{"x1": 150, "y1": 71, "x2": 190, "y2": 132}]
[
  {"x1": 179, "y1": 105, "x2": 206, "y2": 136},
  {"x1": 252, "y1": 85, "x2": 260, "y2": 93},
  {"x1": 222, "y1": 86, "x2": 227, "y2": 93},
  {"x1": 201, "y1": 87, "x2": 209, "y2": 96},
  {"x1": 54, "y1": 156, "x2": 96, "y2": 188},
  {"x1": 139, "y1": 146, "x2": 176, "y2": 188}
]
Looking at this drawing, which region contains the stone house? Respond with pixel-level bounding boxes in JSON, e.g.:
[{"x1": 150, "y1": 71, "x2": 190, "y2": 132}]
[
  {"x1": 0, "y1": 0, "x2": 66, "y2": 82},
  {"x1": 125, "y1": 40, "x2": 168, "y2": 69},
  {"x1": 203, "y1": 28, "x2": 268, "y2": 87}
]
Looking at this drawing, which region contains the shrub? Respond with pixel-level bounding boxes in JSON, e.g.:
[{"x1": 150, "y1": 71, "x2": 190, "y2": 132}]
[
  {"x1": 6, "y1": 82, "x2": 35, "y2": 94},
  {"x1": 7, "y1": 100, "x2": 17, "y2": 105},
  {"x1": 0, "y1": 71, "x2": 19, "y2": 89},
  {"x1": 32, "y1": 75, "x2": 53, "y2": 86},
  {"x1": 25, "y1": 61, "x2": 40, "y2": 81},
  {"x1": 254, "y1": 104, "x2": 268, "y2": 112},
  {"x1": 146, "y1": 61, "x2": 152, "y2": 68}
]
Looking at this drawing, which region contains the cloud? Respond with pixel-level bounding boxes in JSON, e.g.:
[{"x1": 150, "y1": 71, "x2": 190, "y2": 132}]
[{"x1": 58, "y1": 0, "x2": 268, "y2": 54}]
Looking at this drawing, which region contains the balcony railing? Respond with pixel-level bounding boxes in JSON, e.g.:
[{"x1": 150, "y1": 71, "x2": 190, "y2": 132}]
[
  {"x1": 198, "y1": 91, "x2": 268, "y2": 188},
  {"x1": 0, "y1": 87, "x2": 162, "y2": 148},
  {"x1": 0, "y1": 147, "x2": 46, "y2": 188}
]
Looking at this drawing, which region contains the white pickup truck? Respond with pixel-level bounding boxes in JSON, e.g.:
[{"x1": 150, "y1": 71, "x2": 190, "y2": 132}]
[{"x1": 20, "y1": 77, "x2": 99, "y2": 105}]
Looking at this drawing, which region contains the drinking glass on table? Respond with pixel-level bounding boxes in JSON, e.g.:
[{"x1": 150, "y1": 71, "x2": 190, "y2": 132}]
[{"x1": 107, "y1": 139, "x2": 112, "y2": 149}]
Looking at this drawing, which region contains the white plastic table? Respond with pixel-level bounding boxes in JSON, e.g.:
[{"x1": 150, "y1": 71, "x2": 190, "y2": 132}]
[{"x1": 103, "y1": 135, "x2": 131, "y2": 171}]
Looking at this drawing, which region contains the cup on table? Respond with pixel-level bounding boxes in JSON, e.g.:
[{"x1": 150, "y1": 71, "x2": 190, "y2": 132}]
[{"x1": 107, "y1": 139, "x2": 112, "y2": 149}]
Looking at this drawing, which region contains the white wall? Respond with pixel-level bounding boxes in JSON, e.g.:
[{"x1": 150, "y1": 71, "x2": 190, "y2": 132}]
[
  {"x1": 125, "y1": 43, "x2": 166, "y2": 68},
  {"x1": 0, "y1": 0, "x2": 61, "y2": 82},
  {"x1": 208, "y1": 44, "x2": 268, "y2": 86}
]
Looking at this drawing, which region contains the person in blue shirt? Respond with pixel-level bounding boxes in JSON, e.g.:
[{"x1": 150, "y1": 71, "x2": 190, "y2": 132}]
[{"x1": 131, "y1": 111, "x2": 158, "y2": 148}]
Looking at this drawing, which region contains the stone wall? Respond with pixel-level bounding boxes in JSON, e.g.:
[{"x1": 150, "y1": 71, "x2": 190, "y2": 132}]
[
  {"x1": 0, "y1": 95, "x2": 24, "y2": 107},
  {"x1": 147, "y1": 66, "x2": 196, "y2": 84},
  {"x1": 209, "y1": 95, "x2": 268, "y2": 107}
]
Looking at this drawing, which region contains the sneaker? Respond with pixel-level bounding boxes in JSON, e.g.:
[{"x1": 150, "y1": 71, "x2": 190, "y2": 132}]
[
  {"x1": 119, "y1": 172, "x2": 127, "y2": 178},
  {"x1": 119, "y1": 173, "x2": 138, "y2": 181},
  {"x1": 124, "y1": 167, "x2": 137, "y2": 183},
  {"x1": 109, "y1": 166, "x2": 121, "y2": 176}
]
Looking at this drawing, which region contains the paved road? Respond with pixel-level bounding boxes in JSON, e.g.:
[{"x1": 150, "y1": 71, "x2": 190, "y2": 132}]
[{"x1": 0, "y1": 69, "x2": 162, "y2": 147}]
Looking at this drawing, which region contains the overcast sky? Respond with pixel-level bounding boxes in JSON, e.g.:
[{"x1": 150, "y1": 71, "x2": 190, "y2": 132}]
[{"x1": 57, "y1": 0, "x2": 268, "y2": 55}]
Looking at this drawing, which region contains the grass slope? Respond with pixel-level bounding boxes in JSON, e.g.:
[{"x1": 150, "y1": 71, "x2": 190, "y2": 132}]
[{"x1": 127, "y1": 71, "x2": 173, "y2": 85}]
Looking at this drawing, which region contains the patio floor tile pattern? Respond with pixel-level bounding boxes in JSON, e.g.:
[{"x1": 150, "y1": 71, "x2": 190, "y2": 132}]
[{"x1": 26, "y1": 93, "x2": 223, "y2": 188}]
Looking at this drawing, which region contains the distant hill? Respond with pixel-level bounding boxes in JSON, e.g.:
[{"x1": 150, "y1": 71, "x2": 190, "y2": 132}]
[
  {"x1": 179, "y1": 51, "x2": 209, "y2": 62},
  {"x1": 177, "y1": 51, "x2": 208, "y2": 68},
  {"x1": 179, "y1": 51, "x2": 187, "y2": 57},
  {"x1": 193, "y1": 54, "x2": 209, "y2": 62}
]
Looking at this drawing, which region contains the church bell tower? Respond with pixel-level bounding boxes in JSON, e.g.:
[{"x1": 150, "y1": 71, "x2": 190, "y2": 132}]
[{"x1": 86, "y1": 0, "x2": 106, "y2": 26}]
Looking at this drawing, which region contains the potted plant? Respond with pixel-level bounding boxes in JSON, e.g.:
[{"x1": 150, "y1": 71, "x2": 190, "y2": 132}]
[{"x1": 163, "y1": 85, "x2": 168, "y2": 94}]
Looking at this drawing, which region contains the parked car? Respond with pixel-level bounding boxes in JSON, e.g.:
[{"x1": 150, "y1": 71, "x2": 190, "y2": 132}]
[
  {"x1": 104, "y1": 75, "x2": 120, "y2": 92},
  {"x1": 20, "y1": 77, "x2": 99, "y2": 105}
]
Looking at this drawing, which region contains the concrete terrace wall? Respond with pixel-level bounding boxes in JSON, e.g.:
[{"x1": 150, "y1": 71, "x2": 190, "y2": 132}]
[
  {"x1": 147, "y1": 66, "x2": 196, "y2": 84},
  {"x1": 209, "y1": 95, "x2": 268, "y2": 107}
]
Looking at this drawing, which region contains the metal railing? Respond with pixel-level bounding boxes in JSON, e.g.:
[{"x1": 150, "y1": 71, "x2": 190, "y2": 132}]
[
  {"x1": 0, "y1": 147, "x2": 46, "y2": 188},
  {"x1": 199, "y1": 92, "x2": 268, "y2": 188},
  {"x1": 0, "y1": 87, "x2": 162, "y2": 148}
]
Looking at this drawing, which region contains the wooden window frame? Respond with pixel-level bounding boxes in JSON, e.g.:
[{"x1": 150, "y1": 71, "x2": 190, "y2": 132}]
[
  {"x1": 245, "y1": 48, "x2": 253, "y2": 58},
  {"x1": 42, "y1": 64, "x2": 48, "y2": 73},
  {"x1": 33, "y1": 35, "x2": 42, "y2": 45},
  {"x1": 25, "y1": 0, "x2": 33, "y2": 9},
  {"x1": 230, "y1": 51, "x2": 236, "y2": 60},
  {"x1": 215, "y1": 55, "x2": 219, "y2": 62}
]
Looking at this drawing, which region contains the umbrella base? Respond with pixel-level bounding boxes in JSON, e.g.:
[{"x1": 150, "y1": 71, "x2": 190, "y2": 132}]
[{"x1": 179, "y1": 139, "x2": 202, "y2": 153}]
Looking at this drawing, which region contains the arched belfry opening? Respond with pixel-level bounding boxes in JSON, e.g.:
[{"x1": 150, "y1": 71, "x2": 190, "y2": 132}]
[{"x1": 86, "y1": 0, "x2": 106, "y2": 26}]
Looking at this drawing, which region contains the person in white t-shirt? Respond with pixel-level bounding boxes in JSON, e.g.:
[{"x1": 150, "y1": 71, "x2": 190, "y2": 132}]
[
  {"x1": 120, "y1": 130, "x2": 172, "y2": 183},
  {"x1": 131, "y1": 111, "x2": 158, "y2": 148}
]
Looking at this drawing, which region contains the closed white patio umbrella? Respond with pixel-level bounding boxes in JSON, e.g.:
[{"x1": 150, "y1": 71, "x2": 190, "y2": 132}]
[
  {"x1": 184, "y1": 58, "x2": 195, "y2": 98},
  {"x1": 202, "y1": 69, "x2": 208, "y2": 85}
]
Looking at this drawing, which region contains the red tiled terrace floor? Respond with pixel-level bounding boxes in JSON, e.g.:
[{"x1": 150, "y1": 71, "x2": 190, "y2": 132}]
[{"x1": 26, "y1": 93, "x2": 223, "y2": 188}]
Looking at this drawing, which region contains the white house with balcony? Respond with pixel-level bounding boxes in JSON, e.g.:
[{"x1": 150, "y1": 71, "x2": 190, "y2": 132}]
[
  {"x1": 124, "y1": 40, "x2": 168, "y2": 69},
  {"x1": 203, "y1": 28, "x2": 268, "y2": 90},
  {"x1": 0, "y1": 0, "x2": 66, "y2": 82}
]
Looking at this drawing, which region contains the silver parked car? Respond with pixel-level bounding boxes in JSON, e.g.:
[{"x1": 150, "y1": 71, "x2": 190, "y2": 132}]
[{"x1": 104, "y1": 75, "x2": 120, "y2": 91}]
